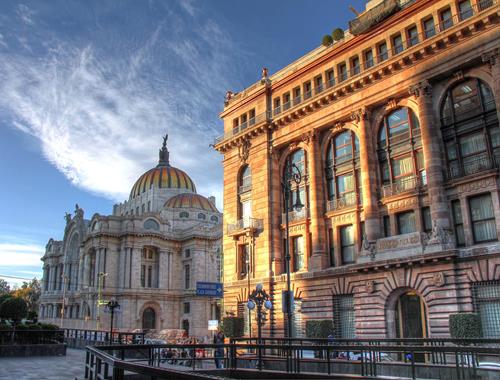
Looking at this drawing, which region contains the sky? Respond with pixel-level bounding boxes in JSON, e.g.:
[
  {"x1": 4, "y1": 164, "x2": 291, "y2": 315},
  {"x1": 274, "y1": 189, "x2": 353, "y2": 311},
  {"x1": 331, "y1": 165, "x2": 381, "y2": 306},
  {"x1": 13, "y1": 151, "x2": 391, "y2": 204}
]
[{"x1": 0, "y1": 0, "x2": 366, "y2": 286}]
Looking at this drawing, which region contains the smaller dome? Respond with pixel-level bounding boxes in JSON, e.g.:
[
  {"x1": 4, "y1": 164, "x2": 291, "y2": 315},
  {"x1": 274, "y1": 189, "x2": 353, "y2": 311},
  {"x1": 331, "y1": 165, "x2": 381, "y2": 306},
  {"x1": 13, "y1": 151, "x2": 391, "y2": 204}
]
[{"x1": 165, "y1": 193, "x2": 218, "y2": 212}]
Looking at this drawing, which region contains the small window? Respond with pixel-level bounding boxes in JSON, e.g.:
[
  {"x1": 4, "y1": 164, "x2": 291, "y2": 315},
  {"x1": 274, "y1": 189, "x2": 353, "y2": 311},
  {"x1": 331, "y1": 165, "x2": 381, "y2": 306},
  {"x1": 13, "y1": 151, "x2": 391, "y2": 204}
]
[
  {"x1": 232, "y1": 118, "x2": 239, "y2": 131},
  {"x1": 179, "y1": 211, "x2": 189, "y2": 218},
  {"x1": 185, "y1": 249, "x2": 191, "y2": 258},
  {"x1": 184, "y1": 302, "x2": 190, "y2": 314},
  {"x1": 472, "y1": 281, "x2": 500, "y2": 338},
  {"x1": 303, "y1": 81, "x2": 312, "y2": 100},
  {"x1": 397, "y1": 211, "x2": 416, "y2": 234},
  {"x1": 240, "y1": 114, "x2": 248, "y2": 130},
  {"x1": 274, "y1": 97, "x2": 281, "y2": 115},
  {"x1": 392, "y1": 34, "x2": 404, "y2": 54},
  {"x1": 326, "y1": 69, "x2": 335, "y2": 88},
  {"x1": 328, "y1": 228, "x2": 335, "y2": 267},
  {"x1": 239, "y1": 244, "x2": 249, "y2": 278},
  {"x1": 378, "y1": 42, "x2": 388, "y2": 62},
  {"x1": 210, "y1": 215, "x2": 219, "y2": 222},
  {"x1": 469, "y1": 194, "x2": 497, "y2": 243},
  {"x1": 422, "y1": 207, "x2": 432, "y2": 233},
  {"x1": 364, "y1": 49, "x2": 374, "y2": 69},
  {"x1": 184, "y1": 264, "x2": 190, "y2": 289},
  {"x1": 452, "y1": 200, "x2": 465, "y2": 246},
  {"x1": 314, "y1": 75, "x2": 323, "y2": 94},
  {"x1": 407, "y1": 26, "x2": 419, "y2": 47},
  {"x1": 144, "y1": 219, "x2": 160, "y2": 231},
  {"x1": 338, "y1": 62, "x2": 347, "y2": 82},
  {"x1": 142, "y1": 204, "x2": 145, "y2": 214},
  {"x1": 293, "y1": 87, "x2": 301, "y2": 105},
  {"x1": 423, "y1": 17, "x2": 436, "y2": 39},
  {"x1": 458, "y1": 0, "x2": 473, "y2": 20},
  {"x1": 440, "y1": 8, "x2": 453, "y2": 30},
  {"x1": 340, "y1": 225, "x2": 355, "y2": 264},
  {"x1": 147, "y1": 201, "x2": 151, "y2": 212},
  {"x1": 283, "y1": 92, "x2": 291, "y2": 110},
  {"x1": 292, "y1": 236, "x2": 304, "y2": 272},
  {"x1": 198, "y1": 213, "x2": 206, "y2": 220},
  {"x1": 333, "y1": 295, "x2": 355, "y2": 339},
  {"x1": 136, "y1": 207, "x2": 139, "y2": 215},
  {"x1": 249, "y1": 109, "x2": 256, "y2": 126},
  {"x1": 351, "y1": 56, "x2": 360, "y2": 75}
]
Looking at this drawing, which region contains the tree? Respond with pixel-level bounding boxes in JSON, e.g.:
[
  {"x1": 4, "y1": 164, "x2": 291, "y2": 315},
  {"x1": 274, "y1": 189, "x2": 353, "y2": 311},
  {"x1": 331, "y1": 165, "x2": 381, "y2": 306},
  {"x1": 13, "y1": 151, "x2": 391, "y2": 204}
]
[
  {"x1": 0, "y1": 297, "x2": 28, "y2": 324},
  {"x1": 322, "y1": 34, "x2": 333, "y2": 47},
  {"x1": 12, "y1": 278, "x2": 41, "y2": 316},
  {"x1": 0, "y1": 279, "x2": 11, "y2": 295},
  {"x1": 332, "y1": 28, "x2": 345, "y2": 41}
]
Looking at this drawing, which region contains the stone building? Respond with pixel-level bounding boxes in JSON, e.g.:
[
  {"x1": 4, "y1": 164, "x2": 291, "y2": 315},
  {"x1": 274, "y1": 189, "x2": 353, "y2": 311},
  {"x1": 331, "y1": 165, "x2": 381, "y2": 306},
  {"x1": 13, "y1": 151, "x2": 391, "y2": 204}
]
[
  {"x1": 39, "y1": 136, "x2": 222, "y2": 337},
  {"x1": 214, "y1": 0, "x2": 500, "y2": 339}
]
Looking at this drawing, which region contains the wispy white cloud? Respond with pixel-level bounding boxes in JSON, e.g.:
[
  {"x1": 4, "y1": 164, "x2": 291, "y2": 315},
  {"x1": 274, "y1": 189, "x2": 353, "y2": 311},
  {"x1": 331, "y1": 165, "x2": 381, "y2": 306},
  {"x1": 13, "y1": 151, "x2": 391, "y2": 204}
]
[
  {"x1": 16, "y1": 4, "x2": 35, "y2": 25},
  {"x1": 0, "y1": 2, "x2": 242, "y2": 208},
  {"x1": 0, "y1": 243, "x2": 44, "y2": 267}
]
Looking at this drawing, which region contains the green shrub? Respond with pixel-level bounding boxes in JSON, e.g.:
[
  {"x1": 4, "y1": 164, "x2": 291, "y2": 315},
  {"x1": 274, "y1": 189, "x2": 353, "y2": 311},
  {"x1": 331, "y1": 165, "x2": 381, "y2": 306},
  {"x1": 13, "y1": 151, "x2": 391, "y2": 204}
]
[
  {"x1": 449, "y1": 313, "x2": 483, "y2": 339},
  {"x1": 306, "y1": 320, "x2": 334, "y2": 338},
  {"x1": 332, "y1": 28, "x2": 345, "y2": 41},
  {"x1": 322, "y1": 34, "x2": 333, "y2": 47},
  {"x1": 220, "y1": 316, "x2": 244, "y2": 338},
  {"x1": 37, "y1": 323, "x2": 59, "y2": 330},
  {"x1": 0, "y1": 297, "x2": 27, "y2": 324}
]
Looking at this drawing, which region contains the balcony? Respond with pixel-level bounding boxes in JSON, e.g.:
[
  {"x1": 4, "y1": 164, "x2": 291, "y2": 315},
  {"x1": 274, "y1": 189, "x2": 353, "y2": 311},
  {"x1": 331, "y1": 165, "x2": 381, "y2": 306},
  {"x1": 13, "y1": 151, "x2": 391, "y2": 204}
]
[
  {"x1": 327, "y1": 192, "x2": 361, "y2": 212},
  {"x1": 281, "y1": 208, "x2": 309, "y2": 224},
  {"x1": 382, "y1": 175, "x2": 420, "y2": 198},
  {"x1": 214, "y1": 111, "x2": 270, "y2": 145},
  {"x1": 447, "y1": 155, "x2": 499, "y2": 180},
  {"x1": 227, "y1": 217, "x2": 263, "y2": 236}
]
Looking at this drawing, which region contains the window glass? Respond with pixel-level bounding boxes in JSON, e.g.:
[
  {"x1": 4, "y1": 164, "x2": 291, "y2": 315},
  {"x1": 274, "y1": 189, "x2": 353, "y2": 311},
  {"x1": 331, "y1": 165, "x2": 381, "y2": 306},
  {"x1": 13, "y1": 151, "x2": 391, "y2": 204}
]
[
  {"x1": 364, "y1": 50, "x2": 374, "y2": 69},
  {"x1": 335, "y1": 131, "x2": 353, "y2": 161},
  {"x1": 378, "y1": 42, "x2": 388, "y2": 62},
  {"x1": 397, "y1": 211, "x2": 416, "y2": 234},
  {"x1": 470, "y1": 194, "x2": 497, "y2": 243},
  {"x1": 452, "y1": 200, "x2": 465, "y2": 246},
  {"x1": 393, "y1": 34, "x2": 403, "y2": 54},
  {"x1": 473, "y1": 282, "x2": 500, "y2": 338},
  {"x1": 292, "y1": 236, "x2": 304, "y2": 272},
  {"x1": 422, "y1": 207, "x2": 432, "y2": 233},
  {"x1": 333, "y1": 295, "x2": 355, "y2": 339},
  {"x1": 459, "y1": 0, "x2": 473, "y2": 20},
  {"x1": 423, "y1": 17, "x2": 435, "y2": 38},
  {"x1": 340, "y1": 225, "x2": 355, "y2": 264},
  {"x1": 392, "y1": 156, "x2": 414, "y2": 178},
  {"x1": 383, "y1": 215, "x2": 391, "y2": 237},
  {"x1": 440, "y1": 8, "x2": 453, "y2": 30},
  {"x1": 407, "y1": 26, "x2": 419, "y2": 46}
]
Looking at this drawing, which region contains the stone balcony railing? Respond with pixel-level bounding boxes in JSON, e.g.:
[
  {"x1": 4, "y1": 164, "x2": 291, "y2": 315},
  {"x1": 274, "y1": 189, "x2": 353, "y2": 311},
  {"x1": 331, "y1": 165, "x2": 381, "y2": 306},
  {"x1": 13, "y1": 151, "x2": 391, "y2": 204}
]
[
  {"x1": 226, "y1": 217, "x2": 263, "y2": 236},
  {"x1": 381, "y1": 175, "x2": 422, "y2": 198}
]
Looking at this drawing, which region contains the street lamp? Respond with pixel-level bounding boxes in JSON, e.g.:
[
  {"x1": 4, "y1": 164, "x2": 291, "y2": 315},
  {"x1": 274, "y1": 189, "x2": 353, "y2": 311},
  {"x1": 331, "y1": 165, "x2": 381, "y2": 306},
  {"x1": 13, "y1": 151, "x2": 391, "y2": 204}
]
[
  {"x1": 105, "y1": 298, "x2": 120, "y2": 344},
  {"x1": 96, "y1": 272, "x2": 108, "y2": 330},
  {"x1": 247, "y1": 283, "x2": 272, "y2": 370},
  {"x1": 281, "y1": 161, "x2": 303, "y2": 338}
]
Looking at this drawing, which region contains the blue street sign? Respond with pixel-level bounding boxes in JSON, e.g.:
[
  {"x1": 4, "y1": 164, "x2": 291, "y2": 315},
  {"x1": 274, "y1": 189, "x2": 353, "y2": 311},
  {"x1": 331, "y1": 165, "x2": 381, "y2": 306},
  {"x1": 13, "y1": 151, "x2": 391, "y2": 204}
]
[{"x1": 196, "y1": 282, "x2": 223, "y2": 297}]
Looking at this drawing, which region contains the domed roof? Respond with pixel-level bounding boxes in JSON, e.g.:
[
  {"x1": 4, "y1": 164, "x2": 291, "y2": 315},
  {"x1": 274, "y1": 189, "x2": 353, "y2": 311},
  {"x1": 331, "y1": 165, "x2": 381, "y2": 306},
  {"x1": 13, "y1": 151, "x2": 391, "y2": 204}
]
[
  {"x1": 165, "y1": 193, "x2": 218, "y2": 212},
  {"x1": 129, "y1": 134, "x2": 196, "y2": 199}
]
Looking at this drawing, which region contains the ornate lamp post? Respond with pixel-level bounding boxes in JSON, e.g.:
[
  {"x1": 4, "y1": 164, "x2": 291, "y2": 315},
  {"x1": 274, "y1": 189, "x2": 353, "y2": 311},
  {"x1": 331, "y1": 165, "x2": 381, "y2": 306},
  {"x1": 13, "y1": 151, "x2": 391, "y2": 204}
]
[
  {"x1": 247, "y1": 283, "x2": 272, "y2": 370},
  {"x1": 105, "y1": 298, "x2": 120, "y2": 344},
  {"x1": 281, "y1": 161, "x2": 304, "y2": 338}
]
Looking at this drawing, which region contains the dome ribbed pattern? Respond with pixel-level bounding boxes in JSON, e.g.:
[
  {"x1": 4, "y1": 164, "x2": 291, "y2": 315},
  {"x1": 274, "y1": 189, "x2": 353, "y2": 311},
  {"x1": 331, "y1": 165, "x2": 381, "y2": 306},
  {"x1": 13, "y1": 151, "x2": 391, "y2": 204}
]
[
  {"x1": 130, "y1": 166, "x2": 196, "y2": 199},
  {"x1": 165, "y1": 193, "x2": 218, "y2": 212}
]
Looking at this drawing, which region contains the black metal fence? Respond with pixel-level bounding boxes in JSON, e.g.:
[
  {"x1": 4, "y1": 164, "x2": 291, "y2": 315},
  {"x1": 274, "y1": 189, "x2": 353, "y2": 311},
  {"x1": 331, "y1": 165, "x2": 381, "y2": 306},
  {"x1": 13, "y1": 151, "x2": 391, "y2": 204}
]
[
  {"x1": 84, "y1": 338, "x2": 500, "y2": 380},
  {"x1": 63, "y1": 328, "x2": 144, "y2": 348}
]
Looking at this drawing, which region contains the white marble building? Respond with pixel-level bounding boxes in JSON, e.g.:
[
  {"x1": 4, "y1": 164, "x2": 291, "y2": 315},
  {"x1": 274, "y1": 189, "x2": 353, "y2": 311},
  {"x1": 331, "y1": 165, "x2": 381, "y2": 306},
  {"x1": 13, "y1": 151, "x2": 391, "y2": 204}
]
[{"x1": 39, "y1": 136, "x2": 222, "y2": 337}]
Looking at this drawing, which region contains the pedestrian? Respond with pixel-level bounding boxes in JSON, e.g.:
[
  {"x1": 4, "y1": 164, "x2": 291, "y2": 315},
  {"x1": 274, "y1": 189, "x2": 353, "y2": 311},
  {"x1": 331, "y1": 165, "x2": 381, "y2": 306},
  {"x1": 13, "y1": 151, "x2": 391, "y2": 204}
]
[{"x1": 213, "y1": 329, "x2": 225, "y2": 369}]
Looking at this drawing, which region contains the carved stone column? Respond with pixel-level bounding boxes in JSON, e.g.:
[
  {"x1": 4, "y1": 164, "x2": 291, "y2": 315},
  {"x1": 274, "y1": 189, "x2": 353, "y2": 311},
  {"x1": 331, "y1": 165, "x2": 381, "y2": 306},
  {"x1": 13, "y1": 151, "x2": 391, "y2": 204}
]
[
  {"x1": 409, "y1": 80, "x2": 451, "y2": 233},
  {"x1": 353, "y1": 107, "x2": 380, "y2": 241},
  {"x1": 482, "y1": 49, "x2": 500, "y2": 122},
  {"x1": 307, "y1": 131, "x2": 328, "y2": 270}
]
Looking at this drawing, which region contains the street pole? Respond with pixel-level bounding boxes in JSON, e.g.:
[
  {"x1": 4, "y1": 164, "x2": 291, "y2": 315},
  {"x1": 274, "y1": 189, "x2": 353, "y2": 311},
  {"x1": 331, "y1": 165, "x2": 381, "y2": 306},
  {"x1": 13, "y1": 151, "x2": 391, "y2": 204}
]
[
  {"x1": 96, "y1": 272, "x2": 107, "y2": 330},
  {"x1": 60, "y1": 275, "x2": 69, "y2": 328},
  {"x1": 247, "y1": 284, "x2": 272, "y2": 371}
]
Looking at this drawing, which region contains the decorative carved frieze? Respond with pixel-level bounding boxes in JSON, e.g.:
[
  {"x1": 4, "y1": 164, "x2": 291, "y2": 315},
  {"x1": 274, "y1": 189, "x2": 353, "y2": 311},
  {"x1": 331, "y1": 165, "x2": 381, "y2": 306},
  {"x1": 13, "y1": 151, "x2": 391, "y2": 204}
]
[
  {"x1": 432, "y1": 272, "x2": 445, "y2": 287},
  {"x1": 409, "y1": 80, "x2": 432, "y2": 98},
  {"x1": 386, "y1": 197, "x2": 418, "y2": 211},
  {"x1": 482, "y1": 48, "x2": 499, "y2": 68},
  {"x1": 457, "y1": 178, "x2": 495, "y2": 193},
  {"x1": 331, "y1": 212, "x2": 355, "y2": 225},
  {"x1": 237, "y1": 138, "x2": 251, "y2": 163}
]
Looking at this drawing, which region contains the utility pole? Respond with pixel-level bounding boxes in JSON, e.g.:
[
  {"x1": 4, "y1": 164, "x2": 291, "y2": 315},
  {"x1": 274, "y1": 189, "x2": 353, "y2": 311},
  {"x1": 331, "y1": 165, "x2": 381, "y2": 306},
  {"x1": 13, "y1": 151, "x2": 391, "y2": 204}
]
[{"x1": 60, "y1": 275, "x2": 69, "y2": 328}]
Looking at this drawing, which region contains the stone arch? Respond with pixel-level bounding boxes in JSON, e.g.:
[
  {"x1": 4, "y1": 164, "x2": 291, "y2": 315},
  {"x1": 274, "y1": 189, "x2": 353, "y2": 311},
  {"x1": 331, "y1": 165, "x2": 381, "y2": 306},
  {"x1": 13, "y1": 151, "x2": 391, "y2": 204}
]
[
  {"x1": 139, "y1": 301, "x2": 162, "y2": 331},
  {"x1": 385, "y1": 287, "x2": 429, "y2": 339},
  {"x1": 277, "y1": 141, "x2": 310, "y2": 175},
  {"x1": 320, "y1": 122, "x2": 360, "y2": 163}
]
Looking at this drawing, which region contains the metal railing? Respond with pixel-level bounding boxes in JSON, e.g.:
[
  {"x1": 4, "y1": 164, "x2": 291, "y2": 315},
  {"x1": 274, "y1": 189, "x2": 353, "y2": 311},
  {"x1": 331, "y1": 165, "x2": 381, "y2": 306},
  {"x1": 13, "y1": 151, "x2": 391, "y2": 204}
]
[
  {"x1": 327, "y1": 192, "x2": 361, "y2": 211},
  {"x1": 447, "y1": 155, "x2": 500, "y2": 180},
  {"x1": 382, "y1": 175, "x2": 420, "y2": 197},
  {"x1": 282, "y1": 207, "x2": 309, "y2": 224},
  {"x1": 227, "y1": 217, "x2": 263, "y2": 235},
  {"x1": 214, "y1": 110, "x2": 271, "y2": 145},
  {"x1": 64, "y1": 328, "x2": 145, "y2": 346},
  {"x1": 84, "y1": 338, "x2": 500, "y2": 380},
  {"x1": 215, "y1": 0, "x2": 497, "y2": 146}
]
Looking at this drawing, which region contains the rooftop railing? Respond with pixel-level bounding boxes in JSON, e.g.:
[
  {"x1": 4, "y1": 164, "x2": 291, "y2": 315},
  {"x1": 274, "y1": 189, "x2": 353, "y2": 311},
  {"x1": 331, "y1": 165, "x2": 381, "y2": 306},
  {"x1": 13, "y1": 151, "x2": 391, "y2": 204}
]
[{"x1": 215, "y1": 0, "x2": 497, "y2": 146}]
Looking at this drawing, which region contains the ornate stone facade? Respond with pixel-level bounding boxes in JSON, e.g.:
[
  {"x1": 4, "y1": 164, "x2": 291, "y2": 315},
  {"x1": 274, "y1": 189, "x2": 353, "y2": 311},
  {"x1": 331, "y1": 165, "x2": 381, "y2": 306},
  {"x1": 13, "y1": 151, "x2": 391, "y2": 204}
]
[
  {"x1": 39, "y1": 137, "x2": 222, "y2": 337},
  {"x1": 214, "y1": 1, "x2": 500, "y2": 338}
]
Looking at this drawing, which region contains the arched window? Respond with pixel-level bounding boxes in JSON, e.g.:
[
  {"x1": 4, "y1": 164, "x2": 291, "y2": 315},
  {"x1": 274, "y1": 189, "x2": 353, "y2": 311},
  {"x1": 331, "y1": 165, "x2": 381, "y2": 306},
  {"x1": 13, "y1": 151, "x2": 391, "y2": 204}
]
[
  {"x1": 441, "y1": 79, "x2": 499, "y2": 179},
  {"x1": 179, "y1": 211, "x2": 189, "y2": 218},
  {"x1": 378, "y1": 107, "x2": 425, "y2": 197},
  {"x1": 144, "y1": 219, "x2": 160, "y2": 231},
  {"x1": 197, "y1": 213, "x2": 206, "y2": 220},
  {"x1": 239, "y1": 165, "x2": 252, "y2": 194},
  {"x1": 142, "y1": 307, "x2": 156, "y2": 330},
  {"x1": 325, "y1": 130, "x2": 361, "y2": 210}
]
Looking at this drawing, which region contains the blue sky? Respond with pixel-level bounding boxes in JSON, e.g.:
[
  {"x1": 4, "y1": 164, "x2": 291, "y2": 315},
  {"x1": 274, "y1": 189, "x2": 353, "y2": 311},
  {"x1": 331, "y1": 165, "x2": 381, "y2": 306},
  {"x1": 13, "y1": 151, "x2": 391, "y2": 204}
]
[{"x1": 0, "y1": 0, "x2": 366, "y2": 286}]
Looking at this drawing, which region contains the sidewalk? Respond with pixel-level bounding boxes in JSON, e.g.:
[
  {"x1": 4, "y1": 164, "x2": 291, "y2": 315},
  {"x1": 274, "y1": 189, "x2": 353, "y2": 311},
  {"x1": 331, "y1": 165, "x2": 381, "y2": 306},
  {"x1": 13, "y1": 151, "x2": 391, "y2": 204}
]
[{"x1": 0, "y1": 348, "x2": 86, "y2": 380}]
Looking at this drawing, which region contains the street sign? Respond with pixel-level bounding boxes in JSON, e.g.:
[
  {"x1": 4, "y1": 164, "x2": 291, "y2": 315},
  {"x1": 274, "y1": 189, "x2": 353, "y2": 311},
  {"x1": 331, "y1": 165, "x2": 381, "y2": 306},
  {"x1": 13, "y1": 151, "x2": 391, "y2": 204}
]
[
  {"x1": 196, "y1": 282, "x2": 223, "y2": 297},
  {"x1": 208, "y1": 320, "x2": 219, "y2": 331}
]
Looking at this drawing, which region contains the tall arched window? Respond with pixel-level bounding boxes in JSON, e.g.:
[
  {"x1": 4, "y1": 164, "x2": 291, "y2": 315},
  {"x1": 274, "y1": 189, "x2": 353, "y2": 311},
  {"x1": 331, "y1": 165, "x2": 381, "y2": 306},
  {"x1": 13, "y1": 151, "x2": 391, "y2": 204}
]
[
  {"x1": 141, "y1": 247, "x2": 159, "y2": 288},
  {"x1": 238, "y1": 165, "x2": 252, "y2": 225},
  {"x1": 325, "y1": 130, "x2": 361, "y2": 210},
  {"x1": 378, "y1": 107, "x2": 425, "y2": 197},
  {"x1": 142, "y1": 307, "x2": 156, "y2": 330},
  {"x1": 441, "y1": 78, "x2": 499, "y2": 179}
]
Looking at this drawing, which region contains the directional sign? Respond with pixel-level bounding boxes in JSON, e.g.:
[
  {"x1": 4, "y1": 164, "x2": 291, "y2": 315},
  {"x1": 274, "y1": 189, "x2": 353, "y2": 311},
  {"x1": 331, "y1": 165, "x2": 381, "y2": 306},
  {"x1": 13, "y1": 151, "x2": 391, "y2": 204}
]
[{"x1": 196, "y1": 282, "x2": 223, "y2": 297}]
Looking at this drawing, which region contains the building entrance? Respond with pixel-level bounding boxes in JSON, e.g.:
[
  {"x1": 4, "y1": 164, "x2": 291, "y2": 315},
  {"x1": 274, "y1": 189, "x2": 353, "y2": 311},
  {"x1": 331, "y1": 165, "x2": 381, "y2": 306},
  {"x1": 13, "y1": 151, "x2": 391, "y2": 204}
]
[
  {"x1": 142, "y1": 307, "x2": 156, "y2": 331},
  {"x1": 395, "y1": 291, "x2": 427, "y2": 339}
]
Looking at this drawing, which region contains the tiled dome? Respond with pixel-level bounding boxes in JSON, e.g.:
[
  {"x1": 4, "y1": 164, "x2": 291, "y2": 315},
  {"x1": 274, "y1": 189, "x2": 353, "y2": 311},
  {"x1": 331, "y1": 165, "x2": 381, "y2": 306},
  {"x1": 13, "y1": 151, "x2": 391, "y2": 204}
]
[
  {"x1": 129, "y1": 134, "x2": 196, "y2": 199},
  {"x1": 165, "y1": 193, "x2": 218, "y2": 212}
]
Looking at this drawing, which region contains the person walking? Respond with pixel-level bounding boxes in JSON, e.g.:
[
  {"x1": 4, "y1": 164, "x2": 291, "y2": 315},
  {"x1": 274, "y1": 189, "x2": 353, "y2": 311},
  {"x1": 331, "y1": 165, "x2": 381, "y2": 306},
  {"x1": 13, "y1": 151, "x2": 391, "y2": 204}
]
[{"x1": 213, "y1": 330, "x2": 225, "y2": 369}]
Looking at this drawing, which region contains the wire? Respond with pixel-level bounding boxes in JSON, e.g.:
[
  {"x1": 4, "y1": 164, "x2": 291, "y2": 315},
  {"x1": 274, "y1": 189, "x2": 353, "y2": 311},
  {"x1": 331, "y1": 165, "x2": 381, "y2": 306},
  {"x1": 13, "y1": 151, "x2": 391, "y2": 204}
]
[{"x1": 0, "y1": 274, "x2": 36, "y2": 281}]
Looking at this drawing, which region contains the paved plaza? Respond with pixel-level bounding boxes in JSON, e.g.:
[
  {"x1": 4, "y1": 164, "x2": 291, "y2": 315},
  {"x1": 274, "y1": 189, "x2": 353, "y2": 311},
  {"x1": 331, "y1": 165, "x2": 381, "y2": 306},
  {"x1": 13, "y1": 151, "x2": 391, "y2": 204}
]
[{"x1": 0, "y1": 349, "x2": 86, "y2": 380}]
